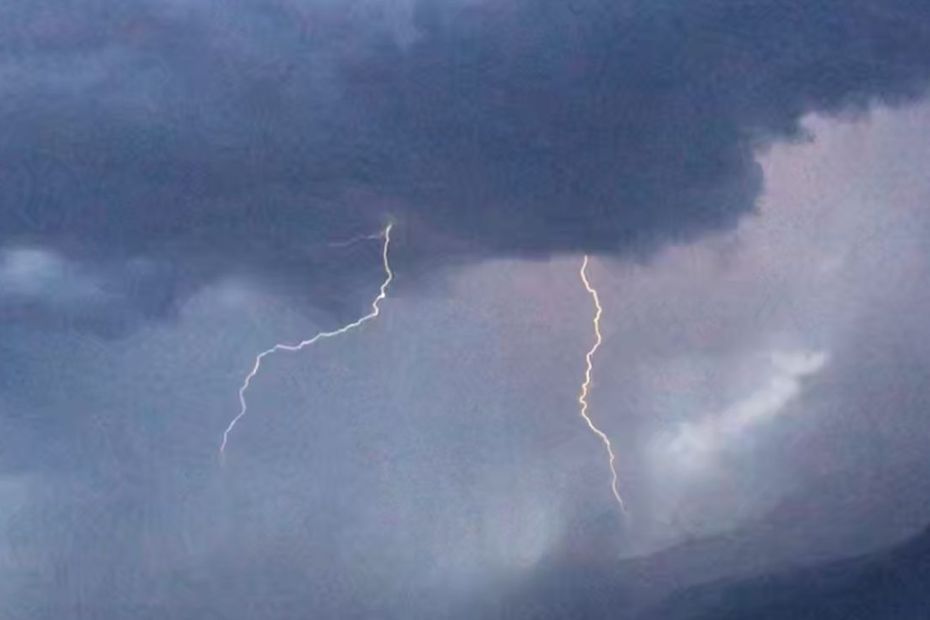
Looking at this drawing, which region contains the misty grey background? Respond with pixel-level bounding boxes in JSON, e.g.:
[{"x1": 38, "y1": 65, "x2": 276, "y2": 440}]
[
  {"x1": 3, "y1": 104, "x2": 930, "y2": 617},
  {"x1": 3, "y1": 1, "x2": 930, "y2": 618}
]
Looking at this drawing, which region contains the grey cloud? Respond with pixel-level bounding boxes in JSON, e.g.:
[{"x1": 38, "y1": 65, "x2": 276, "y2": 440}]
[
  {"x1": 0, "y1": 247, "x2": 180, "y2": 334},
  {"x1": 5, "y1": 103, "x2": 930, "y2": 618},
  {"x1": 2, "y1": 0, "x2": 930, "y2": 329}
]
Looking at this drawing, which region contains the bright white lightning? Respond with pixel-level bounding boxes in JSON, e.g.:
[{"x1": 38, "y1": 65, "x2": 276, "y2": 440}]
[
  {"x1": 578, "y1": 255, "x2": 626, "y2": 513},
  {"x1": 219, "y1": 223, "x2": 394, "y2": 460}
]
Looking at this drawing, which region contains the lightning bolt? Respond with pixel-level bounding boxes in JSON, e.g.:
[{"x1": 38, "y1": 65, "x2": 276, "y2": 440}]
[
  {"x1": 219, "y1": 223, "x2": 394, "y2": 460},
  {"x1": 578, "y1": 255, "x2": 626, "y2": 513},
  {"x1": 326, "y1": 232, "x2": 385, "y2": 249}
]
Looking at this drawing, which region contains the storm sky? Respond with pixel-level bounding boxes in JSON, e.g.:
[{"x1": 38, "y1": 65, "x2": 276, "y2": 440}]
[{"x1": 3, "y1": 1, "x2": 930, "y2": 618}]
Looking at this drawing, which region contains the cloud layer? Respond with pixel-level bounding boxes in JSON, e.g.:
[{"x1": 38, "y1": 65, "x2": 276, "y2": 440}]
[
  {"x1": 4, "y1": 102, "x2": 930, "y2": 618},
  {"x1": 3, "y1": 0, "x2": 930, "y2": 329}
]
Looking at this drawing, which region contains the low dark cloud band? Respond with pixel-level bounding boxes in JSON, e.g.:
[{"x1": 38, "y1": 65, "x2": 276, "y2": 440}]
[{"x1": 2, "y1": 0, "x2": 930, "y2": 329}]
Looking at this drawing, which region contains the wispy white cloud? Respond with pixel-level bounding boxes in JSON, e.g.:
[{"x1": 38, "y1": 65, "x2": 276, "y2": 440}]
[
  {"x1": 0, "y1": 247, "x2": 104, "y2": 305},
  {"x1": 663, "y1": 349, "x2": 829, "y2": 471}
]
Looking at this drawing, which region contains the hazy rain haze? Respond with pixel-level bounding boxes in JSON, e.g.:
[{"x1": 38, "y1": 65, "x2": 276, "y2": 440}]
[{"x1": 3, "y1": 1, "x2": 930, "y2": 618}]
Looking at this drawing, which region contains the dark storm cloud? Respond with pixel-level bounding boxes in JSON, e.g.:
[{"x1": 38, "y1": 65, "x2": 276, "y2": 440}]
[{"x1": 2, "y1": 0, "x2": 930, "y2": 328}]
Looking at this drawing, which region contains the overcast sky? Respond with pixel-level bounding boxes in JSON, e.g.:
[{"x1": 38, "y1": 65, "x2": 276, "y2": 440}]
[{"x1": 3, "y1": 1, "x2": 930, "y2": 618}]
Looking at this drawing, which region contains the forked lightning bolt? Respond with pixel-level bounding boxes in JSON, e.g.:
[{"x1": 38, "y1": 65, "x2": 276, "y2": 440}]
[
  {"x1": 578, "y1": 255, "x2": 626, "y2": 512},
  {"x1": 219, "y1": 223, "x2": 394, "y2": 460}
]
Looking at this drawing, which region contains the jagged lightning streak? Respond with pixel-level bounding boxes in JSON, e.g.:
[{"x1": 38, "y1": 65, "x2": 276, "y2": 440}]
[
  {"x1": 578, "y1": 255, "x2": 626, "y2": 513},
  {"x1": 219, "y1": 223, "x2": 394, "y2": 460}
]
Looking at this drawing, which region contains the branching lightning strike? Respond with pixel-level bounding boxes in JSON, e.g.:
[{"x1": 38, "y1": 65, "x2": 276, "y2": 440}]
[
  {"x1": 219, "y1": 223, "x2": 394, "y2": 460},
  {"x1": 578, "y1": 255, "x2": 626, "y2": 513},
  {"x1": 326, "y1": 232, "x2": 385, "y2": 248}
]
